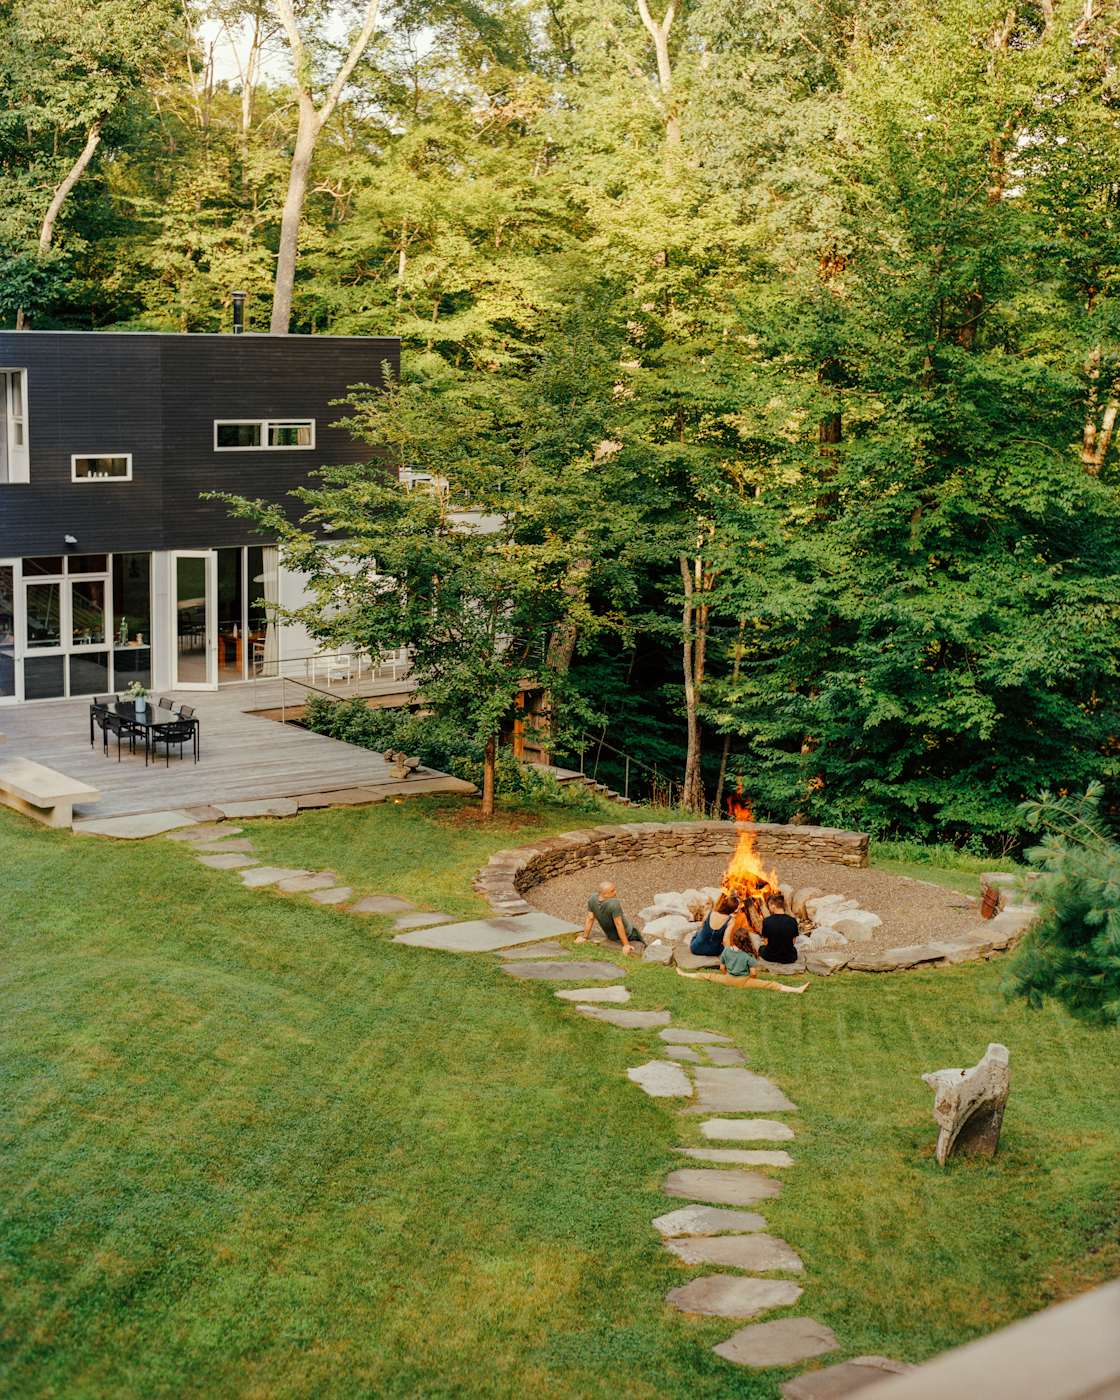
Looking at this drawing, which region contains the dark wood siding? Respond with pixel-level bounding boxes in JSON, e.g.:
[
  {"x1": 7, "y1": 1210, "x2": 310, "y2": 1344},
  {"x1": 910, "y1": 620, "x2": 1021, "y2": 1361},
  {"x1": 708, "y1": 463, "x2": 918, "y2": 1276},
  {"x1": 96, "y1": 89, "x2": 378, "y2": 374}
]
[{"x1": 0, "y1": 331, "x2": 398, "y2": 556}]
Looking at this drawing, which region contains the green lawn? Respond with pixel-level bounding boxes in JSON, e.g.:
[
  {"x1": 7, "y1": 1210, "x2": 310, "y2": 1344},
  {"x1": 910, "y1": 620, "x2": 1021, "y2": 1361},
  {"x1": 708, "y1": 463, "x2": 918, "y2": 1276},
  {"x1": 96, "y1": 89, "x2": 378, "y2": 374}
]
[{"x1": 1, "y1": 798, "x2": 1117, "y2": 1399}]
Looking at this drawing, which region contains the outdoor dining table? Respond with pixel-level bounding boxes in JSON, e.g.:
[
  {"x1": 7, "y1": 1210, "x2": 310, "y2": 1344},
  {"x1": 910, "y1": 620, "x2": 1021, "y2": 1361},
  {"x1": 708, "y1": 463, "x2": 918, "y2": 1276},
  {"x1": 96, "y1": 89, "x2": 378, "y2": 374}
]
[{"x1": 99, "y1": 701, "x2": 200, "y2": 767}]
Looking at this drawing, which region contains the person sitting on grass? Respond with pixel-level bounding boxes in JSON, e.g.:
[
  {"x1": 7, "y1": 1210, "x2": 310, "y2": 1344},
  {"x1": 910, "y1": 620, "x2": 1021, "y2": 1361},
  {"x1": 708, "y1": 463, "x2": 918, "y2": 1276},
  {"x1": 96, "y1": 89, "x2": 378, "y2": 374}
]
[
  {"x1": 750, "y1": 891, "x2": 800, "y2": 965},
  {"x1": 677, "y1": 918, "x2": 808, "y2": 993},
  {"x1": 690, "y1": 889, "x2": 742, "y2": 958},
  {"x1": 577, "y1": 880, "x2": 644, "y2": 957}
]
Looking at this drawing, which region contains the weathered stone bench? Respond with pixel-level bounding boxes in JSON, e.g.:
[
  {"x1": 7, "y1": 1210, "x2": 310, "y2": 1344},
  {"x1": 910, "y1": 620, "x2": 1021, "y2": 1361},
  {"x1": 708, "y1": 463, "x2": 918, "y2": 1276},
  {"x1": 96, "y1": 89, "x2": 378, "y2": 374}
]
[{"x1": 0, "y1": 757, "x2": 100, "y2": 829}]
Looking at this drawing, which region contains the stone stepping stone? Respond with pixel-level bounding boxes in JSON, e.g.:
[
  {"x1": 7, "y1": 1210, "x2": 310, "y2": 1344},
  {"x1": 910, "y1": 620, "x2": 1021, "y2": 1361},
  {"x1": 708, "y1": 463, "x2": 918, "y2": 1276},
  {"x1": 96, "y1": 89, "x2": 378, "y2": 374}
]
[
  {"x1": 674, "y1": 948, "x2": 723, "y2": 971},
  {"x1": 215, "y1": 799, "x2": 299, "y2": 819},
  {"x1": 497, "y1": 941, "x2": 569, "y2": 958},
  {"x1": 652, "y1": 1205, "x2": 767, "y2": 1237},
  {"x1": 576, "y1": 1006, "x2": 672, "y2": 1029},
  {"x1": 660, "y1": 1028, "x2": 732, "y2": 1045},
  {"x1": 350, "y1": 894, "x2": 417, "y2": 915},
  {"x1": 642, "y1": 943, "x2": 673, "y2": 964},
  {"x1": 555, "y1": 985, "x2": 630, "y2": 1003},
  {"x1": 666, "y1": 1275, "x2": 802, "y2": 1319},
  {"x1": 196, "y1": 853, "x2": 259, "y2": 870},
  {"x1": 701, "y1": 1119, "x2": 795, "y2": 1143},
  {"x1": 240, "y1": 866, "x2": 311, "y2": 888},
  {"x1": 309, "y1": 887, "x2": 353, "y2": 905},
  {"x1": 664, "y1": 1045, "x2": 703, "y2": 1063},
  {"x1": 677, "y1": 1147, "x2": 794, "y2": 1168},
  {"x1": 394, "y1": 912, "x2": 453, "y2": 930},
  {"x1": 195, "y1": 838, "x2": 255, "y2": 853},
  {"x1": 665, "y1": 1234, "x2": 803, "y2": 1273},
  {"x1": 780, "y1": 1355, "x2": 916, "y2": 1399},
  {"x1": 627, "y1": 1061, "x2": 693, "y2": 1098},
  {"x1": 663, "y1": 1168, "x2": 781, "y2": 1206},
  {"x1": 686, "y1": 1067, "x2": 797, "y2": 1114},
  {"x1": 704, "y1": 1046, "x2": 747, "y2": 1067},
  {"x1": 503, "y1": 960, "x2": 625, "y2": 982},
  {"x1": 713, "y1": 1318, "x2": 840, "y2": 1369},
  {"x1": 277, "y1": 872, "x2": 340, "y2": 894},
  {"x1": 394, "y1": 912, "x2": 579, "y2": 953},
  {"x1": 74, "y1": 810, "x2": 199, "y2": 839},
  {"x1": 166, "y1": 824, "x2": 242, "y2": 842}
]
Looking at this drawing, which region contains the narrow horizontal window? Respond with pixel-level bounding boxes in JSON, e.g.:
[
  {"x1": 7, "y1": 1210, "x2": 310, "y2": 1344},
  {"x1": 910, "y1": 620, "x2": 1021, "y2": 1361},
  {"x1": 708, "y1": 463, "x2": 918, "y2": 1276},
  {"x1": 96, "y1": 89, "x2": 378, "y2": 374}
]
[
  {"x1": 214, "y1": 419, "x2": 315, "y2": 451},
  {"x1": 72, "y1": 454, "x2": 132, "y2": 482}
]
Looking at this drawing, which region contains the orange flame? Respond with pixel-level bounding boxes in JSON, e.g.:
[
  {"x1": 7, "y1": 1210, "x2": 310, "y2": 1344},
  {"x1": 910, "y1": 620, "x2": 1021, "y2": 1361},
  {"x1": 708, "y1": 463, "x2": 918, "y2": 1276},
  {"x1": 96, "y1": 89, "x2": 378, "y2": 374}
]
[{"x1": 723, "y1": 793, "x2": 780, "y2": 903}]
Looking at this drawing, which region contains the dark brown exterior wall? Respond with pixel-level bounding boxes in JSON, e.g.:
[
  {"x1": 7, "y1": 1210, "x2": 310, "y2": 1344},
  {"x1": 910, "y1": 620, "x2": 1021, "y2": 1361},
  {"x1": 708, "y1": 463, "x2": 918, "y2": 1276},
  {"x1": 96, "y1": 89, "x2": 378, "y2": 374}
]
[{"x1": 0, "y1": 331, "x2": 399, "y2": 556}]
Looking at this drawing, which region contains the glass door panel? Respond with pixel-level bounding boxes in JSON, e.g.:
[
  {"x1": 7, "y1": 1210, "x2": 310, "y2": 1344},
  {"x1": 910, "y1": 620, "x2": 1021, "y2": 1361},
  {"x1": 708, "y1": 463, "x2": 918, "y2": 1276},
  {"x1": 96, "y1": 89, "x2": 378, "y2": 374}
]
[
  {"x1": 25, "y1": 582, "x2": 62, "y2": 649},
  {"x1": 173, "y1": 552, "x2": 216, "y2": 688},
  {"x1": 216, "y1": 547, "x2": 245, "y2": 682},
  {"x1": 70, "y1": 578, "x2": 106, "y2": 647},
  {"x1": 0, "y1": 563, "x2": 16, "y2": 700}
]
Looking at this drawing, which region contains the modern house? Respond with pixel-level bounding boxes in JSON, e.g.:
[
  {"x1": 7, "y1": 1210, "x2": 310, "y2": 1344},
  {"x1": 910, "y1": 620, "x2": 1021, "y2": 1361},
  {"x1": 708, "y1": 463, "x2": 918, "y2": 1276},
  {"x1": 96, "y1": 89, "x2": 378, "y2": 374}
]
[{"x1": 0, "y1": 328, "x2": 399, "y2": 705}]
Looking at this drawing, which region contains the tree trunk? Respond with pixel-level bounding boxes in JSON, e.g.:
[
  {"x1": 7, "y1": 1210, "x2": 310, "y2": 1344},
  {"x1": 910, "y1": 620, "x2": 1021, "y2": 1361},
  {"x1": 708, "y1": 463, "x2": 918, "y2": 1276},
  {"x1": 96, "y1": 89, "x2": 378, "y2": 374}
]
[
  {"x1": 481, "y1": 733, "x2": 496, "y2": 817},
  {"x1": 679, "y1": 553, "x2": 705, "y2": 812},
  {"x1": 635, "y1": 0, "x2": 680, "y2": 157},
  {"x1": 713, "y1": 617, "x2": 745, "y2": 814},
  {"x1": 1082, "y1": 346, "x2": 1118, "y2": 475},
  {"x1": 271, "y1": 97, "x2": 319, "y2": 334}
]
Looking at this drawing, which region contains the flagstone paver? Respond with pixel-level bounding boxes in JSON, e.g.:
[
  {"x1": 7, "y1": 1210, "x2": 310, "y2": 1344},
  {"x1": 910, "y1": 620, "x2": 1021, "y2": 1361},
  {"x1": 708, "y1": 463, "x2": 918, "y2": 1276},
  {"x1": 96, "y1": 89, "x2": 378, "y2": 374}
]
[
  {"x1": 663, "y1": 1168, "x2": 782, "y2": 1206},
  {"x1": 660, "y1": 1028, "x2": 732, "y2": 1045},
  {"x1": 350, "y1": 894, "x2": 418, "y2": 915},
  {"x1": 779, "y1": 1355, "x2": 916, "y2": 1399},
  {"x1": 704, "y1": 1047, "x2": 747, "y2": 1067},
  {"x1": 74, "y1": 810, "x2": 199, "y2": 839},
  {"x1": 166, "y1": 824, "x2": 242, "y2": 842},
  {"x1": 665, "y1": 1234, "x2": 803, "y2": 1272},
  {"x1": 497, "y1": 941, "x2": 570, "y2": 958},
  {"x1": 664, "y1": 1045, "x2": 703, "y2": 1063},
  {"x1": 701, "y1": 1119, "x2": 796, "y2": 1143},
  {"x1": 686, "y1": 1067, "x2": 798, "y2": 1114},
  {"x1": 576, "y1": 1006, "x2": 672, "y2": 1029},
  {"x1": 677, "y1": 1147, "x2": 795, "y2": 1167},
  {"x1": 503, "y1": 960, "x2": 627, "y2": 982},
  {"x1": 713, "y1": 1318, "x2": 840, "y2": 1369},
  {"x1": 309, "y1": 886, "x2": 353, "y2": 905},
  {"x1": 196, "y1": 853, "x2": 259, "y2": 870},
  {"x1": 554, "y1": 985, "x2": 631, "y2": 1003},
  {"x1": 240, "y1": 866, "x2": 312, "y2": 888},
  {"x1": 277, "y1": 872, "x2": 341, "y2": 894},
  {"x1": 628, "y1": 1061, "x2": 694, "y2": 1098},
  {"x1": 393, "y1": 912, "x2": 454, "y2": 930},
  {"x1": 652, "y1": 1205, "x2": 768, "y2": 1237},
  {"x1": 395, "y1": 912, "x2": 580, "y2": 953},
  {"x1": 195, "y1": 838, "x2": 255, "y2": 853},
  {"x1": 214, "y1": 799, "x2": 299, "y2": 819},
  {"x1": 666, "y1": 1275, "x2": 802, "y2": 1319}
]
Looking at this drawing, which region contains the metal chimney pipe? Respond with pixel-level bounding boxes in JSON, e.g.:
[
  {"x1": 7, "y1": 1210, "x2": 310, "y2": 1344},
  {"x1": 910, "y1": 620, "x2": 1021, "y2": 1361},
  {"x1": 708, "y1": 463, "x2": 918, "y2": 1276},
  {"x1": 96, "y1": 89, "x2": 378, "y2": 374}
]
[{"x1": 231, "y1": 290, "x2": 246, "y2": 335}]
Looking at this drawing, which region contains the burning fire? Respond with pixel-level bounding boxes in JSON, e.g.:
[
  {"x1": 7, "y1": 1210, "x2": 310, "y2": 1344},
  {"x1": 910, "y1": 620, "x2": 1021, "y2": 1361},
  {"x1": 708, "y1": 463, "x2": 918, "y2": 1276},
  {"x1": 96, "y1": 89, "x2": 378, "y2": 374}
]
[{"x1": 723, "y1": 794, "x2": 780, "y2": 903}]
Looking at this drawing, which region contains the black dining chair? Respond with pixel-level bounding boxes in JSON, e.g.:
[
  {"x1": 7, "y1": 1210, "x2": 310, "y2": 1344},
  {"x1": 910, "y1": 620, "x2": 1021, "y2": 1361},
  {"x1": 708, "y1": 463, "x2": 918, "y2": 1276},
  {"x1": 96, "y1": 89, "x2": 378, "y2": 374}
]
[
  {"x1": 151, "y1": 706, "x2": 199, "y2": 765},
  {"x1": 157, "y1": 696, "x2": 175, "y2": 711},
  {"x1": 90, "y1": 694, "x2": 116, "y2": 747}
]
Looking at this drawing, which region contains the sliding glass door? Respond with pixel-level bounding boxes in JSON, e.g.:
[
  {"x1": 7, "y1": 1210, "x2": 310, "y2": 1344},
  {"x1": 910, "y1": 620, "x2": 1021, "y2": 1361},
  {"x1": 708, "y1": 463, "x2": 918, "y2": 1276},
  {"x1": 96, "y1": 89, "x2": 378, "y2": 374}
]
[{"x1": 172, "y1": 551, "x2": 217, "y2": 689}]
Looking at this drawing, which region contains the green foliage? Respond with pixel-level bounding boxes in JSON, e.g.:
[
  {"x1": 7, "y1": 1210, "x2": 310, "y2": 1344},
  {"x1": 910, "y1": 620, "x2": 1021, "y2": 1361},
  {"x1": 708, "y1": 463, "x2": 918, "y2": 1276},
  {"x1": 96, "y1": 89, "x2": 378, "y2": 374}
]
[{"x1": 1005, "y1": 784, "x2": 1120, "y2": 1028}]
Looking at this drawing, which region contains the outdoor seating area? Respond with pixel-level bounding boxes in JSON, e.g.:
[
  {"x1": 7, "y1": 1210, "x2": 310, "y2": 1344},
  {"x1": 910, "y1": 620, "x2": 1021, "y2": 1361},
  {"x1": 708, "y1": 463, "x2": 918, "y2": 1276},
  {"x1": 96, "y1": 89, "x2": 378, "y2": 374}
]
[
  {"x1": 303, "y1": 646, "x2": 410, "y2": 687},
  {"x1": 90, "y1": 694, "x2": 200, "y2": 767}
]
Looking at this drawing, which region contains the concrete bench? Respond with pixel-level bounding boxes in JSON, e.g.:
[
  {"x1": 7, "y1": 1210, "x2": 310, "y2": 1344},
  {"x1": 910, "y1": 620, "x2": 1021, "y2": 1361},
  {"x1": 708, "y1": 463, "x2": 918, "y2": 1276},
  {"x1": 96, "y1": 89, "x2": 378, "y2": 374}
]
[{"x1": 0, "y1": 757, "x2": 100, "y2": 829}]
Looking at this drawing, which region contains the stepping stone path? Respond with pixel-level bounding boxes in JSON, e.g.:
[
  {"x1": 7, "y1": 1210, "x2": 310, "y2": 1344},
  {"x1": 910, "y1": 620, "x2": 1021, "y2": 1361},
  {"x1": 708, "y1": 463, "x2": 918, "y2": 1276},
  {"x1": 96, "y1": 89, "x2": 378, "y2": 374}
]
[
  {"x1": 677, "y1": 1147, "x2": 795, "y2": 1168},
  {"x1": 576, "y1": 1006, "x2": 672, "y2": 1029},
  {"x1": 554, "y1": 985, "x2": 630, "y2": 1003},
  {"x1": 663, "y1": 1168, "x2": 783, "y2": 1207},
  {"x1": 714, "y1": 1318, "x2": 840, "y2": 1369},
  {"x1": 666, "y1": 1275, "x2": 803, "y2": 1319},
  {"x1": 665, "y1": 1234, "x2": 803, "y2": 1272},
  {"x1": 178, "y1": 830, "x2": 866, "y2": 1384},
  {"x1": 652, "y1": 1205, "x2": 767, "y2": 1237}
]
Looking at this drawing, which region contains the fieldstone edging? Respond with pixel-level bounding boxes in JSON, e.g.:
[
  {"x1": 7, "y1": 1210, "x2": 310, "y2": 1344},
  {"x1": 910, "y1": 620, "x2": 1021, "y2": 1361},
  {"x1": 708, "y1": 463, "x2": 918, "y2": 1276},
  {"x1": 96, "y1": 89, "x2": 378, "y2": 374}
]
[{"x1": 472, "y1": 822, "x2": 1038, "y2": 976}]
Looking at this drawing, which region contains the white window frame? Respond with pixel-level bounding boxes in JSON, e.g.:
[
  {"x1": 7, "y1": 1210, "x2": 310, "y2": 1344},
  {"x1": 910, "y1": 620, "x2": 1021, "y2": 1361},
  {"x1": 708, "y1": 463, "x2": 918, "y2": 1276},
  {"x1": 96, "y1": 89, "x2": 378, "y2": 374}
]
[
  {"x1": 0, "y1": 368, "x2": 30, "y2": 484},
  {"x1": 213, "y1": 419, "x2": 316, "y2": 452},
  {"x1": 71, "y1": 453, "x2": 133, "y2": 483}
]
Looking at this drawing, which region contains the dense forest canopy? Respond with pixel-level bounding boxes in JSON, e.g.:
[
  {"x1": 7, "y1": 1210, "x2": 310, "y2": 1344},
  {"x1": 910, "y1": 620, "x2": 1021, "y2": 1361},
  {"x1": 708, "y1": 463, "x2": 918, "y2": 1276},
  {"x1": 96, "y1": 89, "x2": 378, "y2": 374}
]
[{"x1": 2, "y1": 0, "x2": 1118, "y2": 845}]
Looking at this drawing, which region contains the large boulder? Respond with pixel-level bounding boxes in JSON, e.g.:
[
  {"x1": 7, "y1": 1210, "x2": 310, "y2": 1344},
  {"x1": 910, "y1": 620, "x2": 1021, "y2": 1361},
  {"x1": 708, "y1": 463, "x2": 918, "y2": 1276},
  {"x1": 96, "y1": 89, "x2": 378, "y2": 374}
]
[
  {"x1": 829, "y1": 910, "x2": 882, "y2": 942},
  {"x1": 643, "y1": 940, "x2": 674, "y2": 965},
  {"x1": 643, "y1": 913, "x2": 696, "y2": 943},
  {"x1": 805, "y1": 894, "x2": 858, "y2": 922},
  {"x1": 654, "y1": 891, "x2": 693, "y2": 918},
  {"x1": 807, "y1": 927, "x2": 849, "y2": 951},
  {"x1": 790, "y1": 887, "x2": 823, "y2": 920}
]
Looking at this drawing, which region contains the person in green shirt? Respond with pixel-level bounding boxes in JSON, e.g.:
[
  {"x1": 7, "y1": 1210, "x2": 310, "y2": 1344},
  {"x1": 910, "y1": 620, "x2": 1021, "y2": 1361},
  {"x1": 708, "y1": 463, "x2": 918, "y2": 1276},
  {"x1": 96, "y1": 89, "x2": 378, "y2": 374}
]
[
  {"x1": 677, "y1": 916, "x2": 808, "y2": 993},
  {"x1": 578, "y1": 880, "x2": 644, "y2": 956}
]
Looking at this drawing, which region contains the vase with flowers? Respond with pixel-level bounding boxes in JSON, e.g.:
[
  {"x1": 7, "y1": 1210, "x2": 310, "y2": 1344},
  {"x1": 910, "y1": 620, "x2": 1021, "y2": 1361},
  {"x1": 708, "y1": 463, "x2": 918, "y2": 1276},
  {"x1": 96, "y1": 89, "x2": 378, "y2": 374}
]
[{"x1": 127, "y1": 680, "x2": 149, "y2": 714}]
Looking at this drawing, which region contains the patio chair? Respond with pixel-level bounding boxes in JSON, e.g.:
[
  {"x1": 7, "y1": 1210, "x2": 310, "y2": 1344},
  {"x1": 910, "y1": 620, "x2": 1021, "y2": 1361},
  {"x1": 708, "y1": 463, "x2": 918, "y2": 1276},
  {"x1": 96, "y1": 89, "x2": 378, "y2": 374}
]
[
  {"x1": 157, "y1": 696, "x2": 174, "y2": 710},
  {"x1": 90, "y1": 694, "x2": 116, "y2": 748},
  {"x1": 151, "y1": 713, "x2": 199, "y2": 766}
]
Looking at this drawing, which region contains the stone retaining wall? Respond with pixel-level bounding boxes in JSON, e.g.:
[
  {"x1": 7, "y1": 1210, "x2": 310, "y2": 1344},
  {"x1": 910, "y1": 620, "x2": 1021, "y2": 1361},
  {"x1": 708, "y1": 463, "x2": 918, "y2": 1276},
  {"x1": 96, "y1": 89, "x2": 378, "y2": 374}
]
[{"x1": 472, "y1": 819, "x2": 868, "y2": 917}]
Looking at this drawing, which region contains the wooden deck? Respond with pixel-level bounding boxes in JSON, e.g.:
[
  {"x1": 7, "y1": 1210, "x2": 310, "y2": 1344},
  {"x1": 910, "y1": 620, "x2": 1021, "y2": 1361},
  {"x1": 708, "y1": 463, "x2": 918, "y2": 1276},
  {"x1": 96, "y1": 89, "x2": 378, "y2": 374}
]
[{"x1": 0, "y1": 677, "x2": 469, "y2": 822}]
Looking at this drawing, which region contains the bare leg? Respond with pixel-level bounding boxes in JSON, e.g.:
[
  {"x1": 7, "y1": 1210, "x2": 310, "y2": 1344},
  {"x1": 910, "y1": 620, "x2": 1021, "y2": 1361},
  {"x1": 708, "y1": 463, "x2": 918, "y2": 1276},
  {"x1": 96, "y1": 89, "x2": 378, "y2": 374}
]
[{"x1": 676, "y1": 968, "x2": 808, "y2": 994}]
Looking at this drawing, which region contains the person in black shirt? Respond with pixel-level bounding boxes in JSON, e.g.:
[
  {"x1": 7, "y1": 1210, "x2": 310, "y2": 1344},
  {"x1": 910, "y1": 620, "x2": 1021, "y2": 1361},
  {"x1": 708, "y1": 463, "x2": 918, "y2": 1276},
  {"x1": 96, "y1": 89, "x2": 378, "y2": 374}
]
[{"x1": 753, "y1": 892, "x2": 800, "y2": 964}]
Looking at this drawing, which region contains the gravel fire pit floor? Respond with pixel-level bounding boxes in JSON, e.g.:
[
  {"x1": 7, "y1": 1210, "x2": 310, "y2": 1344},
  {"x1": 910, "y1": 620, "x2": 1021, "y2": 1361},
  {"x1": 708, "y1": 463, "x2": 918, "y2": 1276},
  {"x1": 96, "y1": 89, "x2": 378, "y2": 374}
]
[{"x1": 526, "y1": 854, "x2": 981, "y2": 957}]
